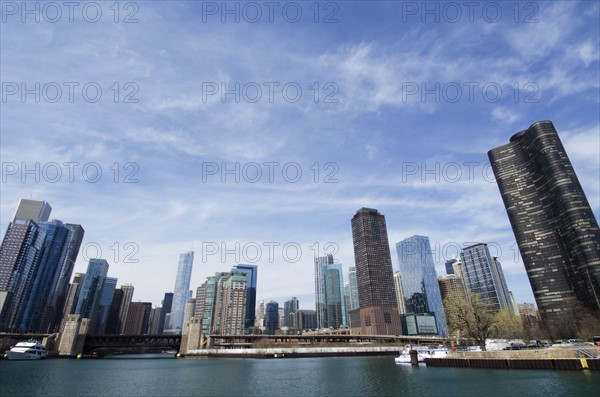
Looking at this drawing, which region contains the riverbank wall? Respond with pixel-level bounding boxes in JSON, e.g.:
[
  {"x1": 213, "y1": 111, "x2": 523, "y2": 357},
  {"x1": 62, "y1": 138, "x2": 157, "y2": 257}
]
[{"x1": 183, "y1": 346, "x2": 402, "y2": 358}]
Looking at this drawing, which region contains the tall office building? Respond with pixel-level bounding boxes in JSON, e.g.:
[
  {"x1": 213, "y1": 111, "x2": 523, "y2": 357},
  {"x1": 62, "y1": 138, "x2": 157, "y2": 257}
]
[
  {"x1": 63, "y1": 273, "x2": 85, "y2": 316},
  {"x1": 105, "y1": 287, "x2": 124, "y2": 334},
  {"x1": 232, "y1": 264, "x2": 257, "y2": 331},
  {"x1": 46, "y1": 223, "x2": 84, "y2": 332},
  {"x1": 393, "y1": 272, "x2": 407, "y2": 315},
  {"x1": 437, "y1": 274, "x2": 468, "y2": 303},
  {"x1": 347, "y1": 266, "x2": 359, "y2": 311},
  {"x1": 74, "y1": 259, "x2": 109, "y2": 330},
  {"x1": 264, "y1": 301, "x2": 279, "y2": 335},
  {"x1": 396, "y1": 235, "x2": 448, "y2": 336},
  {"x1": 0, "y1": 200, "x2": 49, "y2": 332},
  {"x1": 255, "y1": 299, "x2": 265, "y2": 328},
  {"x1": 213, "y1": 271, "x2": 247, "y2": 335},
  {"x1": 165, "y1": 251, "x2": 194, "y2": 334},
  {"x1": 0, "y1": 199, "x2": 84, "y2": 333},
  {"x1": 118, "y1": 283, "x2": 135, "y2": 334},
  {"x1": 489, "y1": 120, "x2": 600, "y2": 336},
  {"x1": 195, "y1": 270, "x2": 248, "y2": 335},
  {"x1": 350, "y1": 208, "x2": 401, "y2": 335},
  {"x1": 314, "y1": 254, "x2": 347, "y2": 329},
  {"x1": 158, "y1": 292, "x2": 173, "y2": 335},
  {"x1": 460, "y1": 243, "x2": 512, "y2": 314},
  {"x1": 93, "y1": 276, "x2": 117, "y2": 334},
  {"x1": 283, "y1": 297, "x2": 299, "y2": 328},
  {"x1": 124, "y1": 302, "x2": 152, "y2": 335}
]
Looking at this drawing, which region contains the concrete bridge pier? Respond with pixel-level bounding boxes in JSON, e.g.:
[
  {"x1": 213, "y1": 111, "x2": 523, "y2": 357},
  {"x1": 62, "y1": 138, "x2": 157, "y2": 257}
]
[{"x1": 57, "y1": 314, "x2": 89, "y2": 357}]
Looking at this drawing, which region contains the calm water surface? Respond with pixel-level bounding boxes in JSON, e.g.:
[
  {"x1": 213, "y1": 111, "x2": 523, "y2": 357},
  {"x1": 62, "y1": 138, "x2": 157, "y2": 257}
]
[{"x1": 1, "y1": 354, "x2": 598, "y2": 397}]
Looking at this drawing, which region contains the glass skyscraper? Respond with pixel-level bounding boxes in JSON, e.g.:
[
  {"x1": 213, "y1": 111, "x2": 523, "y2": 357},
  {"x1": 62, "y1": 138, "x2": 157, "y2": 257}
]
[
  {"x1": 264, "y1": 301, "x2": 279, "y2": 335},
  {"x1": 0, "y1": 200, "x2": 84, "y2": 333},
  {"x1": 315, "y1": 254, "x2": 347, "y2": 329},
  {"x1": 489, "y1": 120, "x2": 600, "y2": 337},
  {"x1": 396, "y1": 235, "x2": 447, "y2": 337},
  {"x1": 75, "y1": 259, "x2": 110, "y2": 325},
  {"x1": 165, "y1": 251, "x2": 194, "y2": 334},
  {"x1": 460, "y1": 243, "x2": 511, "y2": 313}
]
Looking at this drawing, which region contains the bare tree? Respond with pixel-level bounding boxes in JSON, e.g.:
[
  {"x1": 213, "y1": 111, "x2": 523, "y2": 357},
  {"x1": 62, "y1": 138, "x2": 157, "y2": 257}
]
[{"x1": 443, "y1": 293, "x2": 496, "y2": 350}]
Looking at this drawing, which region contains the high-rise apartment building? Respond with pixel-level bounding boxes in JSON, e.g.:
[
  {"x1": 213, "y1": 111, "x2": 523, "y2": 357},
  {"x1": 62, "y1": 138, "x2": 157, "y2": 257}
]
[
  {"x1": 283, "y1": 297, "x2": 299, "y2": 328},
  {"x1": 347, "y1": 266, "x2": 359, "y2": 310},
  {"x1": 118, "y1": 283, "x2": 135, "y2": 334},
  {"x1": 264, "y1": 301, "x2": 279, "y2": 335},
  {"x1": 437, "y1": 274, "x2": 468, "y2": 303},
  {"x1": 489, "y1": 120, "x2": 600, "y2": 336},
  {"x1": 232, "y1": 264, "x2": 257, "y2": 331},
  {"x1": 165, "y1": 251, "x2": 194, "y2": 334},
  {"x1": 124, "y1": 302, "x2": 152, "y2": 335},
  {"x1": 350, "y1": 208, "x2": 401, "y2": 335},
  {"x1": 0, "y1": 199, "x2": 84, "y2": 333},
  {"x1": 93, "y1": 276, "x2": 117, "y2": 334},
  {"x1": 158, "y1": 292, "x2": 173, "y2": 335},
  {"x1": 393, "y1": 272, "x2": 407, "y2": 315},
  {"x1": 460, "y1": 243, "x2": 511, "y2": 314},
  {"x1": 396, "y1": 235, "x2": 447, "y2": 336},
  {"x1": 315, "y1": 254, "x2": 347, "y2": 329},
  {"x1": 74, "y1": 259, "x2": 109, "y2": 326},
  {"x1": 195, "y1": 269, "x2": 248, "y2": 335}
]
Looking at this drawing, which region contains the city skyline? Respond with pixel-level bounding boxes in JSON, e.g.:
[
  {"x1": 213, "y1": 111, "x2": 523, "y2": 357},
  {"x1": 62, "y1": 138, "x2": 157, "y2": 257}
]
[{"x1": 1, "y1": 2, "x2": 598, "y2": 309}]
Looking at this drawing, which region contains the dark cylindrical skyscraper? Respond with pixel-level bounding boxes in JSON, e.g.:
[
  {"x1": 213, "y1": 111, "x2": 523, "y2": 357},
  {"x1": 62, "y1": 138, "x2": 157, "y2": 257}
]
[
  {"x1": 488, "y1": 120, "x2": 600, "y2": 338},
  {"x1": 351, "y1": 208, "x2": 401, "y2": 335}
]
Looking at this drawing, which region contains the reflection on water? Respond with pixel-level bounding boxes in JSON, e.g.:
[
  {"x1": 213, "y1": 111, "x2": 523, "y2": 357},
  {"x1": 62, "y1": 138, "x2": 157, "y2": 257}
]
[{"x1": 1, "y1": 355, "x2": 598, "y2": 397}]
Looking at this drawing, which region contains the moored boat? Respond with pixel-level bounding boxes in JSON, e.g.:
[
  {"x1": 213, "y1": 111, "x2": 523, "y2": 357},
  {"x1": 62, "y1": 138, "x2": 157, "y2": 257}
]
[
  {"x1": 394, "y1": 346, "x2": 449, "y2": 364},
  {"x1": 5, "y1": 341, "x2": 46, "y2": 360}
]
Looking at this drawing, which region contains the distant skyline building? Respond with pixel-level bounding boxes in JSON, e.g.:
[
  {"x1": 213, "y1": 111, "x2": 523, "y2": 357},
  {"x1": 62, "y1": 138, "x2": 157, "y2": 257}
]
[
  {"x1": 74, "y1": 259, "x2": 109, "y2": 328},
  {"x1": 165, "y1": 251, "x2": 194, "y2": 334},
  {"x1": 393, "y1": 272, "x2": 407, "y2": 315},
  {"x1": 350, "y1": 208, "x2": 401, "y2": 335},
  {"x1": 437, "y1": 274, "x2": 468, "y2": 303},
  {"x1": 94, "y1": 276, "x2": 117, "y2": 334},
  {"x1": 347, "y1": 266, "x2": 359, "y2": 311},
  {"x1": 460, "y1": 243, "x2": 511, "y2": 314},
  {"x1": 158, "y1": 292, "x2": 173, "y2": 335},
  {"x1": 255, "y1": 299, "x2": 265, "y2": 328},
  {"x1": 232, "y1": 264, "x2": 257, "y2": 331},
  {"x1": 396, "y1": 235, "x2": 447, "y2": 337},
  {"x1": 125, "y1": 302, "x2": 152, "y2": 335},
  {"x1": 118, "y1": 283, "x2": 135, "y2": 334},
  {"x1": 315, "y1": 254, "x2": 347, "y2": 329},
  {"x1": 283, "y1": 297, "x2": 299, "y2": 328},
  {"x1": 488, "y1": 120, "x2": 600, "y2": 336},
  {"x1": 264, "y1": 301, "x2": 279, "y2": 335},
  {"x1": 213, "y1": 271, "x2": 247, "y2": 335}
]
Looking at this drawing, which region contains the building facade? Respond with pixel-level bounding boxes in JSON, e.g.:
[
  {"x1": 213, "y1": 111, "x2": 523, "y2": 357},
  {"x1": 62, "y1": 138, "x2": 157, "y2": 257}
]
[
  {"x1": 460, "y1": 243, "x2": 511, "y2": 314},
  {"x1": 489, "y1": 120, "x2": 600, "y2": 336},
  {"x1": 74, "y1": 259, "x2": 110, "y2": 329},
  {"x1": 165, "y1": 251, "x2": 194, "y2": 334},
  {"x1": 232, "y1": 264, "x2": 257, "y2": 331},
  {"x1": 396, "y1": 235, "x2": 448, "y2": 336},
  {"x1": 350, "y1": 208, "x2": 401, "y2": 335}
]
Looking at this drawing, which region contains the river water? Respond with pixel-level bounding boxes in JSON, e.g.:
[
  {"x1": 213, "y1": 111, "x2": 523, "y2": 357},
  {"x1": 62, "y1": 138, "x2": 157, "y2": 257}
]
[{"x1": 1, "y1": 354, "x2": 598, "y2": 396}]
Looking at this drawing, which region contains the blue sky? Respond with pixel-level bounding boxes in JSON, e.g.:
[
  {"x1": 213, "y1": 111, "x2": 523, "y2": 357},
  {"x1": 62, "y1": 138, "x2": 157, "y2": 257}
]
[{"x1": 1, "y1": 1, "x2": 599, "y2": 309}]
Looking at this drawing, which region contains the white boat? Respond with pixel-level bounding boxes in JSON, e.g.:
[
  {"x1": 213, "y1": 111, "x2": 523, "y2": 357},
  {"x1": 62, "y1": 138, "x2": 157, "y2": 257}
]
[
  {"x1": 394, "y1": 347, "x2": 449, "y2": 364},
  {"x1": 6, "y1": 341, "x2": 47, "y2": 360}
]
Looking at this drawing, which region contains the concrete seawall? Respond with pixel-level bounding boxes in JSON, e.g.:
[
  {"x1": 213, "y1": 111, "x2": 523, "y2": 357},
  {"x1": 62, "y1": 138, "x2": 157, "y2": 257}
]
[
  {"x1": 427, "y1": 357, "x2": 600, "y2": 370},
  {"x1": 184, "y1": 346, "x2": 403, "y2": 358}
]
